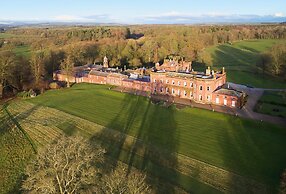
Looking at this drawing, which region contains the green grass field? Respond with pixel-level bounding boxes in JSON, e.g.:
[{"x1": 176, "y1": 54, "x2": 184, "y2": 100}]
[
  {"x1": 0, "y1": 45, "x2": 31, "y2": 58},
  {"x1": 255, "y1": 91, "x2": 286, "y2": 118},
  {"x1": 205, "y1": 39, "x2": 286, "y2": 88},
  {"x1": 5, "y1": 100, "x2": 218, "y2": 194},
  {"x1": 0, "y1": 33, "x2": 18, "y2": 39},
  {"x1": 26, "y1": 83, "x2": 286, "y2": 193},
  {"x1": 0, "y1": 33, "x2": 31, "y2": 57},
  {"x1": 0, "y1": 106, "x2": 34, "y2": 194},
  {"x1": 13, "y1": 45, "x2": 31, "y2": 57}
]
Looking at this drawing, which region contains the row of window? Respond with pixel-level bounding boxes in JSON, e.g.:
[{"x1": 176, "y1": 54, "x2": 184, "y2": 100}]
[
  {"x1": 215, "y1": 97, "x2": 236, "y2": 107},
  {"x1": 153, "y1": 79, "x2": 211, "y2": 91},
  {"x1": 154, "y1": 87, "x2": 212, "y2": 101}
]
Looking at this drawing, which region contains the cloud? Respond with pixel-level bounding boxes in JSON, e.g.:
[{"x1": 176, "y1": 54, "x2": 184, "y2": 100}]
[
  {"x1": 274, "y1": 13, "x2": 284, "y2": 17},
  {"x1": 53, "y1": 15, "x2": 85, "y2": 21},
  {"x1": 1, "y1": 12, "x2": 285, "y2": 25},
  {"x1": 51, "y1": 14, "x2": 119, "y2": 23},
  {"x1": 137, "y1": 12, "x2": 286, "y2": 24}
]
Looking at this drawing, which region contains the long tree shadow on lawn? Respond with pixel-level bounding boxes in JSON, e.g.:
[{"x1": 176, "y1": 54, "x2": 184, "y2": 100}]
[
  {"x1": 90, "y1": 93, "x2": 180, "y2": 193},
  {"x1": 212, "y1": 45, "x2": 258, "y2": 68},
  {"x1": 0, "y1": 105, "x2": 35, "y2": 194},
  {"x1": 219, "y1": 116, "x2": 286, "y2": 193}
]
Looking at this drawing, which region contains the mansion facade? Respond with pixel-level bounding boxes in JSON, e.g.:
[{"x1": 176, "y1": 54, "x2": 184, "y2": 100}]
[{"x1": 54, "y1": 57, "x2": 245, "y2": 108}]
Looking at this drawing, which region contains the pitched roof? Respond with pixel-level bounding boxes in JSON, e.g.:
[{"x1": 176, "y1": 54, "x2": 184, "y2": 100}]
[
  {"x1": 213, "y1": 85, "x2": 244, "y2": 98},
  {"x1": 108, "y1": 73, "x2": 128, "y2": 78},
  {"x1": 89, "y1": 70, "x2": 109, "y2": 77}
]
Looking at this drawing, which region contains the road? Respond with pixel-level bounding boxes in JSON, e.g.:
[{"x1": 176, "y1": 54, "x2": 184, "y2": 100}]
[{"x1": 228, "y1": 83, "x2": 286, "y2": 126}]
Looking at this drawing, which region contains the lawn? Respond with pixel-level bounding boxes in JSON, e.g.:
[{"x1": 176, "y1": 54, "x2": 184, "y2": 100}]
[
  {"x1": 27, "y1": 83, "x2": 286, "y2": 193},
  {"x1": 0, "y1": 107, "x2": 34, "y2": 194},
  {"x1": 13, "y1": 45, "x2": 31, "y2": 57},
  {"x1": 0, "y1": 32, "x2": 31, "y2": 58},
  {"x1": 6, "y1": 100, "x2": 219, "y2": 194},
  {"x1": 0, "y1": 33, "x2": 18, "y2": 39},
  {"x1": 0, "y1": 45, "x2": 31, "y2": 58},
  {"x1": 255, "y1": 91, "x2": 286, "y2": 118},
  {"x1": 204, "y1": 39, "x2": 286, "y2": 88}
]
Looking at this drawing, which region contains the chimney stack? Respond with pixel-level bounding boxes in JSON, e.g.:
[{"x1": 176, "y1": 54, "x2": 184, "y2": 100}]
[{"x1": 206, "y1": 66, "x2": 211, "y2": 75}]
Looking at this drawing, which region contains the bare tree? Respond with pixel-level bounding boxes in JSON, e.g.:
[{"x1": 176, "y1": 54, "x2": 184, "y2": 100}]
[
  {"x1": 60, "y1": 45, "x2": 84, "y2": 88},
  {"x1": 100, "y1": 164, "x2": 152, "y2": 194},
  {"x1": 269, "y1": 44, "x2": 286, "y2": 75},
  {"x1": 60, "y1": 59, "x2": 74, "y2": 88},
  {"x1": 30, "y1": 51, "x2": 45, "y2": 86},
  {"x1": 22, "y1": 136, "x2": 105, "y2": 194},
  {"x1": 198, "y1": 50, "x2": 213, "y2": 67},
  {"x1": 280, "y1": 169, "x2": 286, "y2": 194},
  {"x1": 0, "y1": 51, "x2": 16, "y2": 98},
  {"x1": 257, "y1": 52, "x2": 271, "y2": 74},
  {"x1": 22, "y1": 135, "x2": 152, "y2": 194}
]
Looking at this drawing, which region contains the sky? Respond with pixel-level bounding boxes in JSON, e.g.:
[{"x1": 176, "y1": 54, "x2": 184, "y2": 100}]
[{"x1": 0, "y1": 0, "x2": 286, "y2": 24}]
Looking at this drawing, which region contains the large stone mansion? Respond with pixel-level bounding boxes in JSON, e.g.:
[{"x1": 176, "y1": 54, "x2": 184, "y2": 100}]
[{"x1": 54, "y1": 56, "x2": 245, "y2": 108}]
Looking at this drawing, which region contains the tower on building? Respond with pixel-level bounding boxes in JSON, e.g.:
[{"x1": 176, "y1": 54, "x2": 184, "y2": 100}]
[{"x1": 103, "y1": 56, "x2": 109, "y2": 68}]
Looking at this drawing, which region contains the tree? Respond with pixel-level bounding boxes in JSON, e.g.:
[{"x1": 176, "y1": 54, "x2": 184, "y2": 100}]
[
  {"x1": 22, "y1": 136, "x2": 105, "y2": 194},
  {"x1": 45, "y1": 50, "x2": 65, "y2": 77},
  {"x1": 30, "y1": 51, "x2": 45, "y2": 86},
  {"x1": 129, "y1": 58, "x2": 142, "y2": 67},
  {"x1": 83, "y1": 44, "x2": 98, "y2": 64},
  {"x1": 280, "y1": 169, "x2": 286, "y2": 194},
  {"x1": 100, "y1": 165, "x2": 151, "y2": 194},
  {"x1": 60, "y1": 46, "x2": 82, "y2": 88},
  {"x1": 198, "y1": 51, "x2": 213, "y2": 66},
  {"x1": 268, "y1": 44, "x2": 286, "y2": 75},
  {"x1": 22, "y1": 136, "x2": 152, "y2": 194},
  {"x1": 60, "y1": 59, "x2": 74, "y2": 88},
  {"x1": 0, "y1": 51, "x2": 16, "y2": 98},
  {"x1": 260, "y1": 44, "x2": 286, "y2": 78},
  {"x1": 11, "y1": 56, "x2": 31, "y2": 91},
  {"x1": 257, "y1": 52, "x2": 271, "y2": 74}
]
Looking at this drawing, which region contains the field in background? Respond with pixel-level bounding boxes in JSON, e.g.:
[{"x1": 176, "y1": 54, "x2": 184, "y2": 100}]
[
  {"x1": 205, "y1": 39, "x2": 286, "y2": 88},
  {"x1": 255, "y1": 91, "x2": 286, "y2": 118},
  {"x1": 26, "y1": 83, "x2": 286, "y2": 193},
  {"x1": 13, "y1": 45, "x2": 31, "y2": 57},
  {"x1": 0, "y1": 33, "x2": 31, "y2": 57},
  {"x1": 0, "y1": 33, "x2": 19, "y2": 39}
]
